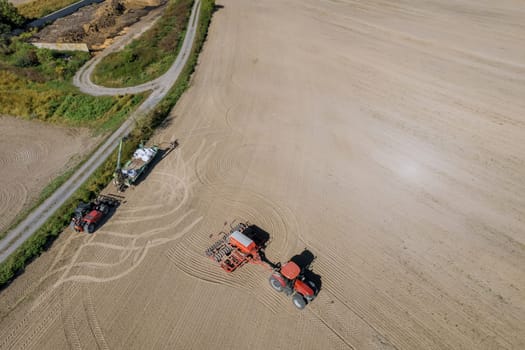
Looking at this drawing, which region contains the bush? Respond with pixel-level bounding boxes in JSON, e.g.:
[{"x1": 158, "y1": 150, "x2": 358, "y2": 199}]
[
  {"x1": 0, "y1": 0, "x2": 25, "y2": 34},
  {"x1": 13, "y1": 48, "x2": 39, "y2": 67}
]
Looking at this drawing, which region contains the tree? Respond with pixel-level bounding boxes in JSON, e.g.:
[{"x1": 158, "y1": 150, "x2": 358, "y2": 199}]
[{"x1": 0, "y1": 0, "x2": 25, "y2": 34}]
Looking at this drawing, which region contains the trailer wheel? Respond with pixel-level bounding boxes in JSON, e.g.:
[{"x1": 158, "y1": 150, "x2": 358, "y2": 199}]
[
  {"x1": 269, "y1": 275, "x2": 283, "y2": 292},
  {"x1": 292, "y1": 294, "x2": 307, "y2": 310}
]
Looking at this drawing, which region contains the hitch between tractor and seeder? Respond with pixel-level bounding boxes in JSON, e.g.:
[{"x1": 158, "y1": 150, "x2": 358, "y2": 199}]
[{"x1": 205, "y1": 221, "x2": 319, "y2": 309}]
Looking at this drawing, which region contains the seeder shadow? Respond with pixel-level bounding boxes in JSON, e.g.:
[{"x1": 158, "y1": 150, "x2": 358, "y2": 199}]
[{"x1": 243, "y1": 225, "x2": 281, "y2": 268}]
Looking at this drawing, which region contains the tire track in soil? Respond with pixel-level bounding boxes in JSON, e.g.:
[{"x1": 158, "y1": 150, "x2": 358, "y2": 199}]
[
  {"x1": 309, "y1": 291, "x2": 397, "y2": 350},
  {"x1": 61, "y1": 284, "x2": 82, "y2": 350},
  {"x1": 0, "y1": 232, "x2": 83, "y2": 318},
  {"x1": 59, "y1": 216, "x2": 202, "y2": 285},
  {"x1": 314, "y1": 250, "x2": 429, "y2": 349},
  {"x1": 108, "y1": 139, "x2": 203, "y2": 226},
  {"x1": 290, "y1": 217, "x2": 401, "y2": 349},
  {"x1": 165, "y1": 247, "x2": 281, "y2": 315},
  {"x1": 308, "y1": 306, "x2": 356, "y2": 350},
  {"x1": 107, "y1": 174, "x2": 186, "y2": 222},
  {"x1": 82, "y1": 287, "x2": 109, "y2": 350},
  {"x1": 165, "y1": 185, "x2": 300, "y2": 314},
  {"x1": 63, "y1": 147, "x2": 197, "y2": 279},
  {"x1": 28, "y1": 213, "x2": 199, "y2": 310},
  {"x1": 0, "y1": 281, "x2": 79, "y2": 349}
]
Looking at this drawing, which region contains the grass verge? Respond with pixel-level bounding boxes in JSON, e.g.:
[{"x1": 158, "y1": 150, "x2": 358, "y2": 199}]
[
  {"x1": 17, "y1": 0, "x2": 80, "y2": 19},
  {"x1": 0, "y1": 0, "x2": 216, "y2": 286},
  {"x1": 92, "y1": 0, "x2": 194, "y2": 88},
  {"x1": 0, "y1": 34, "x2": 146, "y2": 131}
]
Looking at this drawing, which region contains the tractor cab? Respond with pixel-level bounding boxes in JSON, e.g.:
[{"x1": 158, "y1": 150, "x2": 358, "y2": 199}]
[{"x1": 269, "y1": 260, "x2": 318, "y2": 309}]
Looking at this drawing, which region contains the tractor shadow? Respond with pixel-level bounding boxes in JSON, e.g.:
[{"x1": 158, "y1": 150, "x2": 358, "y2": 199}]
[
  {"x1": 290, "y1": 249, "x2": 322, "y2": 293},
  {"x1": 213, "y1": 4, "x2": 224, "y2": 13},
  {"x1": 91, "y1": 198, "x2": 121, "y2": 234}
]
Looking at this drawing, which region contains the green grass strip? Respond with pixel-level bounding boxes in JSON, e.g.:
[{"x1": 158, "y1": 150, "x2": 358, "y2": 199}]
[{"x1": 17, "y1": 0, "x2": 79, "y2": 19}]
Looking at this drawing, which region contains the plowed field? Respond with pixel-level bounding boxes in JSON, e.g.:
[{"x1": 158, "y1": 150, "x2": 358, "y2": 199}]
[
  {"x1": 0, "y1": 116, "x2": 100, "y2": 233},
  {"x1": 1, "y1": 0, "x2": 524, "y2": 349}
]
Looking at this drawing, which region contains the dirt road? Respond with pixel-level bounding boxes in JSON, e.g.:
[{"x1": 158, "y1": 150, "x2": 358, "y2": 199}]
[{"x1": 1, "y1": 0, "x2": 524, "y2": 349}]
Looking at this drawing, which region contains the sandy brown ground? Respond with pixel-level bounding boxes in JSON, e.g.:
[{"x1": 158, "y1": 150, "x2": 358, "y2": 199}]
[
  {"x1": 1, "y1": 0, "x2": 525, "y2": 349},
  {"x1": 0, "y1": 116, "x2": 100, "y2": 233}
]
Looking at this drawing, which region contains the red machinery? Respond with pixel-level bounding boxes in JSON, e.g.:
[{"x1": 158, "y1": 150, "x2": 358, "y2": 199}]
[
  {"x1": 205, "y1": 221, "x2": 319, "y2": 309},
  {"x1": 269, "y1": 260, "x2": 318, "y2": 309},
  {"x1": 205, "y1": 222, "x2": 270, "y2": 272},
  {"x1": 70, "y1": 195, "x2": 118, "y2": 233}
]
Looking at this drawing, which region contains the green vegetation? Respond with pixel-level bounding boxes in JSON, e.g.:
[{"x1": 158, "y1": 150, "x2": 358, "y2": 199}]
[
  {"x1": 17, "y1": 0, "x2": 78, "y2": 19},
  {"x1": 139, "y1": 0, "x2": 215, "y2": 138},
  {"x1": 0, "y1": 0, "x2": 216, "y2": 286},
  {"x1": 0, "y1": 0, "x2": 25, "y2": 35},
  {"x1": 92, "y1": 0, "x2": 194, "y2": 87},
  {"x1": 0, "y1": 35, "x2": 144, "y2": 130}
]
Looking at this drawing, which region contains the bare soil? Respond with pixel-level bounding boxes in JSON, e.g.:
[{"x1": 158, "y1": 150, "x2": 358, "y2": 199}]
[
  {"x1": 30, "y1": 0, "x2": 166, "y2": 50},
  {"x1": 1, "y1": 0, "x2": 524, "y2": 349},
  {"x1": 0, "y1": 116, "x2": 101, "y2": 233}
]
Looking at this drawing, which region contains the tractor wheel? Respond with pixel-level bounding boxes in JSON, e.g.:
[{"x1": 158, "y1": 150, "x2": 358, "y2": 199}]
[
  {"x1": 305, "y1": 281, "x2": 317, "y2": 301},
  {"x1": 85, "y1": 223, "x2": 95, "y2": 233},
  {"x1": 292, "y1": 294, "x2": 307, "y2": 310},
  {"x1": 269, "y1": 275, "x2": 284, "y2": 292}
]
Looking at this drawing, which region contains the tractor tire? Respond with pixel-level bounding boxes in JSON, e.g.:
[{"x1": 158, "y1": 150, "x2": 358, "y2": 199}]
[
  {"x1": 305, "y1": 281, "x2": 317, "y2": 301},
  {"x1": 292, "y1": 294, "x2": 307, "y2": 310},
  {"x1": 85, "y1": 223, "x2": 95, "y2": 233},
  {"x1": 269, "y1": 275, "x2": 284, "y2": 292}
]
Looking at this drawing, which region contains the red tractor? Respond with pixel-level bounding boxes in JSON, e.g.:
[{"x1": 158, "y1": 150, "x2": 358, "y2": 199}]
[
  {"x1": 269, "y1": 260, "x2": 318, "y2": 309},
  {"x1": 70, "y1": 195, "x2": 118, "y2": 233},
  {"x1": 206, "y1": 221, "x2": 319, "y2": 310}
]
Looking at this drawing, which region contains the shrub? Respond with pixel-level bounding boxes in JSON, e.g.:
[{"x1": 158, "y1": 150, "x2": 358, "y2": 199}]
[{"x1": 0, "y1": 0, "x2": 25, "y2": 34}]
